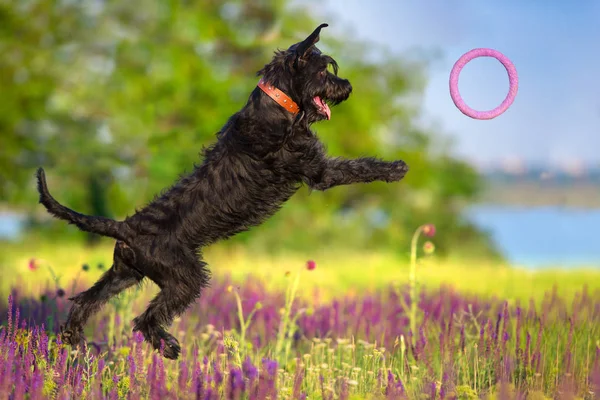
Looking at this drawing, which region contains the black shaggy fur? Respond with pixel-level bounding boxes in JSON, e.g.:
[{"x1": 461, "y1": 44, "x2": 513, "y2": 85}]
[{"x1": 35, "y1": 24, "x2": 409, "y2": 360}]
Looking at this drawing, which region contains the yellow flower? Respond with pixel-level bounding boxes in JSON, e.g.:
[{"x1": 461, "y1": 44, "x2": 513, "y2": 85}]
[{"x1": 423, "y1": 241, "x2": 435, "y2": 255}]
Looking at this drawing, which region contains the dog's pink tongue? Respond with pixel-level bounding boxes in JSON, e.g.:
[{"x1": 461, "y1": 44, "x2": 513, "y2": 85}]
[
  {"x1": 323, "y1": 102, "x2": 331, "y2": 120},
  {"x1": 314, "y1": 96, "x2": 331, "y2": 120}
]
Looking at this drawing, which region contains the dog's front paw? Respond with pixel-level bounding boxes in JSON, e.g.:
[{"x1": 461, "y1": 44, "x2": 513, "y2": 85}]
[{"x1": 385, "y1": 160, "x2": 409, "y2": 182}]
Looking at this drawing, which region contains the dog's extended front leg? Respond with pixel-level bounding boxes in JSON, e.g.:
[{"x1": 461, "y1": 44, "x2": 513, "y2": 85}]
[{"x1": 308, "y1": 157, "x2": 409, "y2": 191}]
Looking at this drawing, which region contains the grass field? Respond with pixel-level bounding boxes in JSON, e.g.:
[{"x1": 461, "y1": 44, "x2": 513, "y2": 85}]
[
  {"x1": 3, "y1": 238, "x2": 600, "y2": 303},
  {"x1": 1, "y1": 238, "x2": 600, "y2": 399}
]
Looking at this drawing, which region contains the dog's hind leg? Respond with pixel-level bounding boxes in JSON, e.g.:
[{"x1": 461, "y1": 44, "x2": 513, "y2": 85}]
[
  {"x1": 61, "y1": 242, "x2": 144, "y2": 346},
  {"x1": 132, "y1": 257, "x2": 209, "y2": 360}
]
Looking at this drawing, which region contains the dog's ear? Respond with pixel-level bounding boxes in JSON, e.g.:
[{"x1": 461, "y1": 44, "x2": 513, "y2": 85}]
[{"x1": 295, "y1": 23, "x2": 328, "y2": 59}]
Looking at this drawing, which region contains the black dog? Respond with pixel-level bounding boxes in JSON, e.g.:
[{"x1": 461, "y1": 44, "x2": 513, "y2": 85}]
[{"x1": 36, "y1": 24, "x2": 409, "y2": 359}]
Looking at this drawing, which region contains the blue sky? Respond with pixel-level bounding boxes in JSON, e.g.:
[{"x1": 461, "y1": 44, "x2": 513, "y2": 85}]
[{"x1": 318, "y1": 0, "x2": 600, "y2": 169}]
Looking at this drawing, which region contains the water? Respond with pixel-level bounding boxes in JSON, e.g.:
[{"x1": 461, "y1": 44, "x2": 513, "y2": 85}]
[
  {"x1": 467, "y1": 205, "x2": 600, "y2": 268},
  {"x1": 2, "y1": 207, "x2": 600, "y2": 268},
  {"x1": 0, "y1": 212, "x2": 25, "y2": 240}
]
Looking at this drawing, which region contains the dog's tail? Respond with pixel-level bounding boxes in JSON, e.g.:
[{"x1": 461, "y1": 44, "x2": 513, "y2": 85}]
[{"x1": 36, "y1": 168, "x2": 130, "y2": 242}]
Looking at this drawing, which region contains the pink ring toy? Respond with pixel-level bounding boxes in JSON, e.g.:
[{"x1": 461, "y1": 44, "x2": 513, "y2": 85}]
[{"x1": 449, "y1": 48, "x2": 518, "y2": 120}]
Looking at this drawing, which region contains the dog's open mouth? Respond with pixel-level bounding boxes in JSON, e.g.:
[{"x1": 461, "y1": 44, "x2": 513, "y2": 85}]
[{"x1": 313, "y1": 96, "x2": 331, "y2": 120}]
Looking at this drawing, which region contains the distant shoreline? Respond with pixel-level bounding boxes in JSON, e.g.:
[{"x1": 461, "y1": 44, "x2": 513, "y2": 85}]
[{"x1": 478, "y1": 182, "x2": 600, "y2": 209}]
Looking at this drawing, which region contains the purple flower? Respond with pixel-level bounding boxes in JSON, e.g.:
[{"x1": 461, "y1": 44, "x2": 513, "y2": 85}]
[
  {"x1": 263, "y1": 359, "x2": 278, "y2": 377},
  {"x1": 242, "y1": 357, "x2": 258, "y2": 380},
  {"x1": 192, "y1": 362, "x2": 203, "y2": 399},
  {"x1": 4, "y1": 270, "x2": 600, "y2": 399},
  {"x1": 178, "y1": 361, "x2": 188, "y2": 392},
  {"x1": 229, "y1": 368, "x2": 245, "y2": 394},
  {"x1": 385, "y1": 371, "x2": 395, "y2": 395},
  {"x1": 213, "y1": 361, "x2": 223, "y2": 386}
]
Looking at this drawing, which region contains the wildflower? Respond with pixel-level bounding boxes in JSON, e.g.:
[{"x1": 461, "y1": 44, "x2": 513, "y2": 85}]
[
  {"x1": 263, "y1": 359, "x2": 278, "y2": 377},
  {"x1": 255, "y1": 302, "x2": 263, "y2": 310},
  {"x1": 227, "y1": 285, "x2": 233, "y2": 293},
  {"x1": 306, "y1": 260, "x2": 316, "y2": 271},
  {"x1": 423, "y1": 241, "x2": 435, "y2": 255},
  {"x1": 422, "y1": 224, "x2": 436, "y2": 237},
  {"x1": 242, "y1": 357, "x2": 258, "y2": 380},
  {"x1": 229, "y1": 368, "x2": 245, "y2": 392},
  {"x1": 28, "y1": 258, "x2": 37, "y2": 271},
  {"x1": 119, "y1": 347, "x2": 131, "y2": 357},
  {"x1": 82, "y1": 264, "x2": 90, "y2": 272},
  {"x1": 56, "y1": 288, "x2": 65, "y2": 298},
  {"x1": 223, "y1": 335, "x2": 239, "y2": 351}
]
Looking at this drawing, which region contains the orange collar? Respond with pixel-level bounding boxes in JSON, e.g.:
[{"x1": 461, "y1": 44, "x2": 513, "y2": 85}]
[{"x1": 257, "y1": 79, "x2": 300, "y2": 115}]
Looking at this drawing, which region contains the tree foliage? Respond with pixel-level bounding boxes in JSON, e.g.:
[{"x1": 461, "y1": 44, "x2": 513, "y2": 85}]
[{"x1": 0, "y1": 0, "x2": 501, "y2": 259}]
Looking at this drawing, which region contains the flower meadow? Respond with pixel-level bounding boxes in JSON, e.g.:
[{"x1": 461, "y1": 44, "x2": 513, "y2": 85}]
[{"x1": 1, "y1": 228, "x2": 600, "y2": 399}]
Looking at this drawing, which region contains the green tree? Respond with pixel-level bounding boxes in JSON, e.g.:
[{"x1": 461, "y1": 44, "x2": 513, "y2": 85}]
[{"x1": 0, "y1": 0, "x2": 500, "y2": 259}]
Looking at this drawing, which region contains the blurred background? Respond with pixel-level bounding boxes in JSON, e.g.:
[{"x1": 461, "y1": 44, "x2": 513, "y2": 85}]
[{"x1": 1, "y1": 0, "x2": 599, "y2": 287}]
